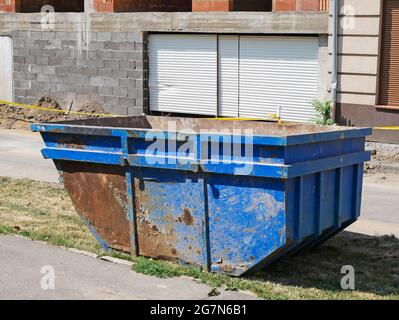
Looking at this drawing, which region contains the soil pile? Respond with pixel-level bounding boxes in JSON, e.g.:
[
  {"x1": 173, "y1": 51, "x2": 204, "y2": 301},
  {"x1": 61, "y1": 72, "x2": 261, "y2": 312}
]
[{"x1": 0, "y1": 97, "x2": 111, "y2": 130}]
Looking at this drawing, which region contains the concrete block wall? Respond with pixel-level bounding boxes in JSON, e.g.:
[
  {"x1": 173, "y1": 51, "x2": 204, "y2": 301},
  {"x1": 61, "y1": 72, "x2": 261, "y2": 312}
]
[{"x1": 11, "y1": 30, "x2": 147, "y2": 115}]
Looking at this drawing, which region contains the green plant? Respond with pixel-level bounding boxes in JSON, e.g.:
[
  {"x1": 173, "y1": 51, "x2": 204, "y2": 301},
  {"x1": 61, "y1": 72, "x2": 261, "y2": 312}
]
[{"x1": 312, "y1": 100, "x2": 335, "y2": 125}]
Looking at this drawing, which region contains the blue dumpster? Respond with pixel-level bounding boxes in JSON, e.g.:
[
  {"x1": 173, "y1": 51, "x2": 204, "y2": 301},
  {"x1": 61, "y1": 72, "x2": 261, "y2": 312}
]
[{"x1": 32, "y1": 116, "x2": 372, "y2": 276}]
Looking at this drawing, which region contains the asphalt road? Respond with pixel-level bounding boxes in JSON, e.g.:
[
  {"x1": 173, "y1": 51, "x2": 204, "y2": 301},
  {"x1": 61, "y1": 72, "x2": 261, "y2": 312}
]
[
  {"x1": 0, "y1": 129, "x2": 59, "y2": 183},
  {"x1": 0, "y1": 235, "x2": 256, "y2": 300}
]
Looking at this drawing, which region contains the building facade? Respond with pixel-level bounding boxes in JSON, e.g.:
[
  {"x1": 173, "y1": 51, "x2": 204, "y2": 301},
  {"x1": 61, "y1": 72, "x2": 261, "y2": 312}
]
[{"x1": 0, "y1": 0, "x2": 397, "y2": 143}]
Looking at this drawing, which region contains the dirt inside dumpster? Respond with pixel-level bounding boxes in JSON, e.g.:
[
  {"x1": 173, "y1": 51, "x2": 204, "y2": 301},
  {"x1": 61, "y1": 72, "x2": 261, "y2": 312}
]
[{"x1": 54, "y1": 115, "x2": 362, "y2": 137}]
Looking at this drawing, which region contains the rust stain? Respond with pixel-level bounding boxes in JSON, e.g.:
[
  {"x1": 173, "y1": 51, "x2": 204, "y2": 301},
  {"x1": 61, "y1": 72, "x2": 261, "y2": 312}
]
[
  {"x1": 134, "y1": 175, "x2": 179, "y2": 261},
  {"x1": 58, "y1": 135, "x2": 85, "y2": 150},
  {"x1": 182, "y1": 207, "x2": 194, "y2": 226},
  {"x1": 60, "y1": 161, "x2": 131, "y2": 252},
  {"x1": 137, "y1": 218, "x2": 178, "y2": 261}
]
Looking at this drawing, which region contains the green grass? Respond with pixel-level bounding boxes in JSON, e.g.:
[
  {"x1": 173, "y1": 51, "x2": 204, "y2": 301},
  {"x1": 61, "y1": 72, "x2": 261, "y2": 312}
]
[{"x1": 1, "y1": 176, "x2": 398, "y2": 300}]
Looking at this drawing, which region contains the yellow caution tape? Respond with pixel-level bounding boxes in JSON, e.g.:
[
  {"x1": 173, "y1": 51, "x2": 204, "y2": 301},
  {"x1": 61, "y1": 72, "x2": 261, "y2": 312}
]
[
  {"x1": 375, "y1": 126, "x2": 399, "y2": 130},
  {"x1": 3, "y1": 99, "x2": 396, "y2": 130},
  {"x1": 0, "y1": 100, "x2": 118, "y2": 118}
]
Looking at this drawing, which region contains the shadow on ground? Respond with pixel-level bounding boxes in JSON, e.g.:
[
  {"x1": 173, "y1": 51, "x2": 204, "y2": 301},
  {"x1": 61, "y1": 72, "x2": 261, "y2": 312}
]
[{"x1": 254, "y1": 231, "x2": 399, "y2": 297}]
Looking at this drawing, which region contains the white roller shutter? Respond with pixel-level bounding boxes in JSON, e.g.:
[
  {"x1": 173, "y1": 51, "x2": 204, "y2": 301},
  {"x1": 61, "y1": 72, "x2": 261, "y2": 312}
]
[
  {"x1": 0, "y1": 37, "x2": 13, "y2": 102},
  {"x1": 149, "y1": 34, "x2": 217, "y2": 115},
  {"x1": 239, "y1": 36, "x2": 319, "y2": 122},
  {"x1": 218, "y1": 35, "x2": 239, "y2": 117}
]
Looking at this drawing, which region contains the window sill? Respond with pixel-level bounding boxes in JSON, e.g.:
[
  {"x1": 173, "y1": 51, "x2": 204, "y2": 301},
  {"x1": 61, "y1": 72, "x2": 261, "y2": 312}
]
[{"x1": 375, "y1": 105, "x2": 399, "y2": 111}]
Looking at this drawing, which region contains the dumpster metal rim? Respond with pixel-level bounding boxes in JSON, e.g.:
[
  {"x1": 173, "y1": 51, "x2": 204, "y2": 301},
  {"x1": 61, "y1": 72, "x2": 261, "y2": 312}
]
[
  {"x1": 41, "y1": 147, "x2": 370, "y2": 179},
  {"x1": 31, "y1": 123, "x2": 372, "y2": 146}
]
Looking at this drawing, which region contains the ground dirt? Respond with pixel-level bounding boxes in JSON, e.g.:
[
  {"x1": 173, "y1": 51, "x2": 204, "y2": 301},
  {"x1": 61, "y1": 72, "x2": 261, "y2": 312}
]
[
  {"x1": 365, "y1": 142, "x2": 399, "y2": 174},
  {"x1": 0, "y1": 97, "x2": 110, "y2": 130},
  {"x1": 0, "y1": 177, "x2": 398, "y2": 300}
]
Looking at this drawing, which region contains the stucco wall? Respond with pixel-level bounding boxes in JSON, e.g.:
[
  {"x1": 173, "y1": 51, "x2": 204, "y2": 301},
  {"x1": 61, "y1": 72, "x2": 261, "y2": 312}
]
[{"x1": 332, "y1": 0, "x2": 399, "y2": 142}]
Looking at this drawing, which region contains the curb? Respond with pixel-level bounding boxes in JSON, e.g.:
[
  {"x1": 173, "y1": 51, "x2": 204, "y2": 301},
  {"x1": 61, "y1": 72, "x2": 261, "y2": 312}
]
[{"x1": 345, "y1": 218, "x2": 399, "y2": 238}]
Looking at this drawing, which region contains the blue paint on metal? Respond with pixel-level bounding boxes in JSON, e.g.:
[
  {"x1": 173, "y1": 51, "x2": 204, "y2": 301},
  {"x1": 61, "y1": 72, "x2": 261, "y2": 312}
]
[
  {"x1": 81, "y1": 217, "x2": 110, "y2": 252},
  {"x1": 31, "y1": 119, "x2": 372, "y2": 276}
]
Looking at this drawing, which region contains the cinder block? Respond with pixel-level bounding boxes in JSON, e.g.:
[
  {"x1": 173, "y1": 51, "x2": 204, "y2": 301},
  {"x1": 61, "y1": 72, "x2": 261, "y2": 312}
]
[
  {"x1": 36, "y1": 56, "x2": 49, "y2": 65},
  {"x1": 113, "y1": 87, "x2": 128, "y2": 97},
  {"x1": 96, "y1": 50, "x2": 113, "y2": 59},
  {"x1": 14, "y1": 89, "x2": 26, "y2": 98},
  {"x1": 77, "y1": 94, "x2": 90, "y2": 102},
  {"x1": 118, "y1": 78, "x2": 135, "y2": 88},
  {"x1": 14, "y1": 72, "x2": 25, "y2": 80},
  {"x1": 14, "y1": 56, "x2": 25, "y2": 64},
  {"x1": 90, "y1": 77, "x2": 104, "y2": 86},
  {"x1": 13, "y1": 39, "x2": 24, "y2": 48},
  {"x1": 127, "y1": 70, "x2": 142, "y2": 78},
  {"x1": 127, "y1": 106, "x2": 145, "y2": 116},
  {"x1": 35, "y1": 40, "x2": 51, "y2": 48},
  {"x1": 134, "y1": 42, "x2": 143, "y2": 52},
  {"x1": 104, "y1": 96, "x2": 120, "y2": 105},
  {"x1": 56, "y1": 32, "x2": 76, "y2": 41},
  {"x1": 120, "y1": 61, "x2": 135, "y2": 70},
  {"x1": 127, "y1": 33, "x2": 143, "y2": 43},
  {"x1": 119, "y1": 42, "x2": 135, "y2": 51},
  {"x1": 61, "y1": 40, "x2": 77, "y2": 49},
  {"x1": 113, "y1": 70, "x2": 128, "y2": 79},
  {"x1": 48, "y1": 56, "x2": 65, "y2": 66},
  {"x1": 98, "y1": 87, "x2": 113, "y2": 96},
  {"x1": 29, "y1": 48, "x2": 42, "y2": 56},
  {"x1": 98, "y1": 68, "x2": 114, "y2": 78},
  {"x1": 111, "y1": 51, "x2": 129, "y2": 61},
  {"x1": 111, "y1": 32, "x2": 127, "y2": 42},
  {"x1": 31, "y1": 81, "x2": 50, "y2": 91},
  {"x1": 29, "y1": 32, "x2": 42, "y2": 40},
  {"x1": 113, "y1": 105, "x2": 129, "y2": 116},
  {"x1": 18, "y1": 97, "x2": 37, "y2": 105},
  {"x1": 135, "y1": 79, "x2": 145, "y2": 89},
  {"x1": 105, "y1": 78, "x2": 119, "y2": 87},
  {"x1": 28, "y1": 65, "x2": 41, "y2": 74},
  {"x1": 128, "y1": 52, "x2": 143, "y2": 61},
  {"x1": 40, "y1": 65, "x2": 56, "y2": 75},
  {"x1": 88, "y1": 41, "x2": 105, "y2": 50},
  {"x1": 37, "y1": 74, "x2": 50, "y2": 82},
  {"x1": 25, "y1": 56, "x2": 35, "y2": 64},
  {"x1": 127, "y1": 88, "x2": 144, "y2": 99},
  {"x1": 42, "y1": 32, "x2": 55, "y2": 40},
  {"x1": 76, "y1": 66, "x2": 97, "y2": 76},
  {"x1": 17, "y1": 31, "x2": 30, "y2": 39},
  {"x1": 81, "y1": 86, "x2": 98, "y2": 95},
  {"x1": 104, "y1": 60, "x2": 119, "y2": 69},
  {"x1": 104, "y1": 41, "x2": 120, "y2": 51},
  {"x1": 41, "y1": 49, "x2": 57, "y2": 57},
  {"x1": 26, "y1": 73, "x2": 37, "y2": 81},
  {"x1": 90, "y1": 94, "x2": 105, "y2": 103},
  {"x1": 97, "y1": 32, "x2": 112, "y2": 42},
  {"x1": 15, "y1": 48, "x2": 30, "y2": 56}
]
